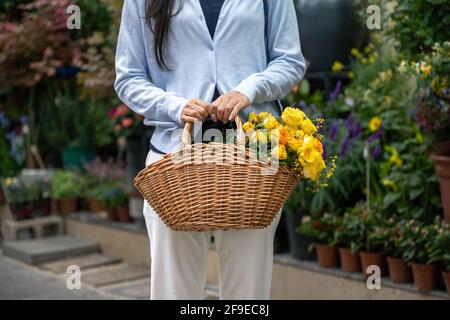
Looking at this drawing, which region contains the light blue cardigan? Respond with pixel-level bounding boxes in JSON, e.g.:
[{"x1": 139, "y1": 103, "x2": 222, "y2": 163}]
[{"x1": 114, "y1": 0, "x2": 305, "y2": 153}]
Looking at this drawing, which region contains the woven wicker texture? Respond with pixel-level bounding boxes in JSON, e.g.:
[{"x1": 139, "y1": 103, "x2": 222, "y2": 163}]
[{"x1": 134, "y1": 118, "x2": 300, "y2": 231}]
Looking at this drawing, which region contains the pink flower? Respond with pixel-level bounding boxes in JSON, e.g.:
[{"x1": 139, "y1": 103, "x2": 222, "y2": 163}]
[
  {"x1": 109, "y1": 108, "x2": 117, "y2": 118},
  {"x1": 116, "y1": 104, "x2": 129, "y2": 117},
  {"x1": 122, "y1": 118, "x2": 133, "y2": 128}
]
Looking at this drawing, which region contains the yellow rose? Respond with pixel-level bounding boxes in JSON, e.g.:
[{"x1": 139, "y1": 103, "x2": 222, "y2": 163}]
[
  {"x1": 287, "y1": 136, "x2": 303, "y2": 152},
  {"x1": 313, "y1": 137, "x2": 323, "y2": 154},
  {"x1": 263, "y1": 114, "x2": 279, "y2": 130},
  {"x1": 302, "y1": 154, "x2": 326, "y2": 181},
  {"x1": 248, "y1": 112, "x2": 259, "y2": 124},
  {"x1": 243, "y1": 121, "x2": 254, "y2": 132},
  {"x1": 298, "y1": 136, "x2": 320, "y2": 165},
  {"x1": 281, "y1": 107, "x2": 306, "y2": 128},
  {"x1": 258, "y1": 112, "x2": 269, "y2": 121},
  {"x1": 272, "y1": 145, "x2": 287, "y2": 160},
  {"x1": 301, "y1": 118, "x2": 317, "y2": 135},
  {"x1": 369, "y1": 116, "x2": 382, "y2": 132}
]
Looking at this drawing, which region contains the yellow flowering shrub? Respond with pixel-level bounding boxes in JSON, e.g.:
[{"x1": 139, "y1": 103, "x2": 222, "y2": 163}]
[{"x1": 243, "y1": 107, "x2": 334, "y2": 183}]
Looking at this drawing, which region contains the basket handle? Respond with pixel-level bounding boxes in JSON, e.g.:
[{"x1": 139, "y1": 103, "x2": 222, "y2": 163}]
[{"x1": 181, "y1": 117, "x2": 246, "y2": 147}]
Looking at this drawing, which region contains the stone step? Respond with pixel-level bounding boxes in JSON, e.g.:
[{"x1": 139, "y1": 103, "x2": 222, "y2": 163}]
[
  {"x1": 39, "y1": 253, "x2": 121, "y2": 274},
  {"x1": 2, "y1": 236, "x2": 100, "y2": 265},
  {"x1": 101, "y1": 278, "x2": 151, "y2": 300},
  {"x1": 81, "y1": 263, "x2": 150, "y2": 288}
]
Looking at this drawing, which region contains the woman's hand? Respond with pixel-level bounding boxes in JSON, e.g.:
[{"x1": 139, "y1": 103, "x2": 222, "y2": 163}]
[
  {"x1": 180, "y1": 98, "x2": 210, "y2": 124},
  {"x1": 210, "y1": 91, "x2": 250, "y2": 123}
]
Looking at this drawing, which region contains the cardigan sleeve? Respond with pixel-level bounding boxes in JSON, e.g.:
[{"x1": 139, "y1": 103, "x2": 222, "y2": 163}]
[
  {"x1": 114, "y1": 0, "x2": 188, "y2": 127},
  {"x1": 233, "y1": 0, "x2": 306, "y2": 104}
]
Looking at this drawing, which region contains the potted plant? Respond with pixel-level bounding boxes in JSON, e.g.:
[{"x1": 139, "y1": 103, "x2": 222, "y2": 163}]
[
  {"x1": 50, "y1": 170, "x2": 84, "y2": 214},
  {"x1": 83, "y1": 158, "x2": 127, "y2": 213},
  {"x1": 334, "y1": 209, "x2": 364, "y2": 273},
  {"x1": 97, "y1": 184, "x2": 130, "y2": 222},
  {"x1": 400, "y1": 218, "x2": 441, "y2": 292},
  {"x1": 2, "y1": 177, "x2": 32, "y2": 220},
  {"x1": 358, "y1": 208, "x2": 388, "y2": 277},
  {"x1": 284, "y1": 183, "x2": 316, "y2": 261},
  {"x1": 427, "y1": 220, "x2": 450, "y2": 295},
  {"x1": 382, "y1": 217, "x2": 413, "y2": 284},
  {"x1": 298, "y1": 212, "x2": 339, "y2": 268}
]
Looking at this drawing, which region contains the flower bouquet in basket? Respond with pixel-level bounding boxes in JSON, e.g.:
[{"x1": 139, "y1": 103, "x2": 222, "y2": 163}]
[{"x1": 134, "y1": 107, "x2": 334, "y2": 232}]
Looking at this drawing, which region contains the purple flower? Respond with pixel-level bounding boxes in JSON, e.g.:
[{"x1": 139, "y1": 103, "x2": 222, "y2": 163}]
[
  {"x1": 339, "y1": 135, "x2": 350, "y2": 156},
  {"x1": 329, "y1": 81, "x2": 343, "y2": 101},
  {"x1": 329, "y1": 122, "x2": 339, "y2": 141},
  {"x1": 367, "y1": 125, "x2": 384, "y2": 142},
  {"x1": 373, "y1": 144, "x2": 382, "y2": 158},
  {"x1": 350, "y1": 121, "x2": 362, "y2": 138},
  {"x1": 322, "y1": 141, "x2": 328, "y2": 160}
]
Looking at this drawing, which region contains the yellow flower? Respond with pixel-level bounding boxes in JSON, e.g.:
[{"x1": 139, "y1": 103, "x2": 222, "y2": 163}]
[
  {"x1": 313, "y1": 137, "x2": 324, "y2": 154},
  {"x1": 302, "y1": 153, "x2": 326, "y2": 181},
  {"x1": 379, "y1": 70, "x2": 393, "y2": 82},
  {"x1": 416, "y1": 131, "x2": 424, "y2": 144},
  {"x1": 421, "y1": 64, "x2": 432, "y2": 78},
  {"x1": 263, "y1": 114, "x2": 279, "y2": 130},
  {"x1": 301, "y1": 118, "x2": 317, "y2": 135},
  {"x1": 248, "y1": 112, "x2": 259, "y2": 124},
  {"x1": 386, "y1": 146, "x2": 403, "y2": 167},
  {"x1": 258, "y1": 112, "x2": 269, "y2": 121},
  {"x1": 347, "y1": 71, "x2": 355, "y2": 79},
  {"x1": 298, "y1": 136, "x2": 320, "y2": 165},
  {"x1": 281, "y1": 107, "x2": 306, "y2": 129},
  {"x1": 287, "y1": 136, "x2": 303, "y2": 152},
  {"x1": 271, "y1": 126, "x2": 290, "y2": 145},
  {"x1": 369, "y1": 117, "x2": 382, "y2": 132},
  {"x1": 351, "y1": 48, "x2": 360, "y2": 57},
  {"x1": 382, "y1": 179, "x2": 397, "y2": 190},
  {"x1": 332, "y1": 61, "x2": 344, "y2": 72},
  {"x1": 243, "y1": 121, "x2": 254, "y2": 132},
  {"x1": 272, "y1": 145, "x2": 287, "y2": 160}
]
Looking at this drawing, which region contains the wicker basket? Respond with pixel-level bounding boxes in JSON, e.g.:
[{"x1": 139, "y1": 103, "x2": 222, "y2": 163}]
[{"x1": 134, "y1": 117, "x2": 300, "y2": 231}]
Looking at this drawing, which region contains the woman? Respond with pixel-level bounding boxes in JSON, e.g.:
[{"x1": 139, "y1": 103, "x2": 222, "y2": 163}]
[{"x1": 115, "y1": 0, "x2": 305, "y2": 300}]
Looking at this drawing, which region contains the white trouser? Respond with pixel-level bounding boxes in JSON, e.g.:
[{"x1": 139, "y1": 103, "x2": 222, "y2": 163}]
[{"x1": 143, "y1": 150, "x2": 281, "y2": 300}]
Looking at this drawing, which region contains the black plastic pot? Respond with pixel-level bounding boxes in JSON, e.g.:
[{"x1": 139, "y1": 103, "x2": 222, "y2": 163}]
[
  {"x1": 285, "y1": 210, "x2": 316, "y2": 261},
  {"x1": 295, "y1": 0, "x2": 367, "y2": 72}
]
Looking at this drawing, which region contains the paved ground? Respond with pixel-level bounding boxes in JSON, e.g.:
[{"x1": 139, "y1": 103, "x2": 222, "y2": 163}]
[{"x1": 0, "y1": 250, "x2": 113, "y2": 300}]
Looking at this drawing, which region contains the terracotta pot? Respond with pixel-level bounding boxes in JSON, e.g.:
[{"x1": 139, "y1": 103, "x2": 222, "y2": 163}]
[
  {"x1": 435, "y1": 140, "x2": 450, "y2": 156},
  {"x1": 443, "y1": 271, "x2": 450, "y2": 295},
  {"x1": 387, "y1": 256, "x2": 412, "y2": 284},
  {"x1": 315, "y1": 244, "x2": 339, "y2": 268},
  {"x1": 116, "y1": 206, "x2": 131, "y2": 223},
  {"x1": 106, "y1": 208, "x2": 117, "y2": 221},
  {"x1": 87, "y1": 198, "x2": 104, "y2": 213},
  {"x1": 359, "y1": 251, "x2": 387, "y2": 277},
  {"x1": 431, "y1": 154, "x2": 450, "y2": 223},
  {"x1": 338, "y1": 247, "x2": 361, "y2": 272},
  {"x1": 58, "y1": 197, "x2": 78, "y2": 214},
  {"x1": 411, "y1": 263, "x2": 440, "y2": 292}
]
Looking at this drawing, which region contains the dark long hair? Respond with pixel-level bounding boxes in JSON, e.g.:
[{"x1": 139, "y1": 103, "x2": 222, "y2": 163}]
[{"x1": 144, "y1": 0, "x2": 182, "y2": 70}]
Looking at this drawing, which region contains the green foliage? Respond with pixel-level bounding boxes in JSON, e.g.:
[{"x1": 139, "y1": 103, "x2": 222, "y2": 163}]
[
  {"x1": 73, "y1": 0, "x2": 113, "y2": 39},
  {"x1": 399, "y1": 217, "x2": 444, "y2": 265},
  {"x1": 297, "y1": 213, "x2": 340, "y2": 248},
  {"x1": 95, "y1": 184, "x2": 128, "y2": 209},
  {"x1": 427, "y1": 221, "x2": 450, "y2": 271},
  {"x1": 0, "y1": 128, "x2": 20, "y2": 178},
  {"x1": 387, "y1": 0, "x2": 450, "y2": 59},
  {"x1": 50, "y1": 170, "x2": 85, "y2": 199},
  {"x1": 38, "y1": 88, "x2": 113, "y2": 157}
]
